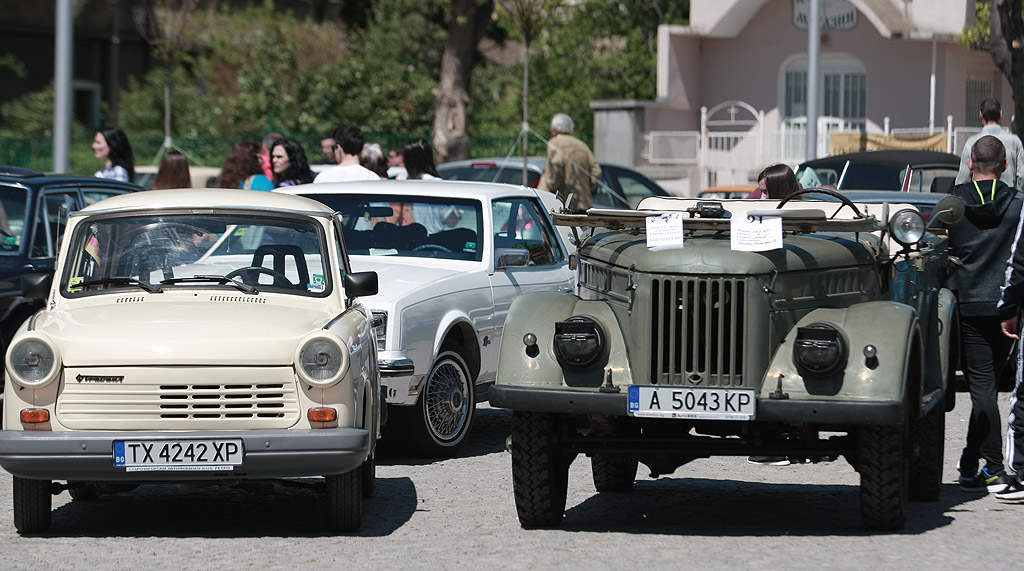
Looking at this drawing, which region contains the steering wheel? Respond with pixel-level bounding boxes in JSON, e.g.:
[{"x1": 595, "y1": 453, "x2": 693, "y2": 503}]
[
  {"x1": 413, "y1": 243, "x2": 453, "y2": 253},
  {"x1": 225, "y1": 266, "x2": 293, "y2": 288},
  {"x1": 776, "y1": 187, "x2": 865, "y2": 219}
]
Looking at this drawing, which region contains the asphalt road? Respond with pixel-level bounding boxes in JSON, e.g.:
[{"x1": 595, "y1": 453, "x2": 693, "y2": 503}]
[{"x1": 0, "y1": 390, "x2": 1019, "y2": 570}]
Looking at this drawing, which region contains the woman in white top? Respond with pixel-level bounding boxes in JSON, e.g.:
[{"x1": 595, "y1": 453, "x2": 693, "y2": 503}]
[{"x1": 92, "y1": 127, "x2": 135, "y2": 183}]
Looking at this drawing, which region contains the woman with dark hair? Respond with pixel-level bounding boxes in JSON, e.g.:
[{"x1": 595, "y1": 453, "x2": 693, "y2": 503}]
[
  {"x1": 402, "y1": 138, "x2": 440, "y2": 180},
  {"x1": 217, "y1": 141, "x2": 274, "y2": 190},
  {"x1": 360, "y1": 142, "x2": 389, "y2": 179},
  {"x1": 762, "y1": 163, "x2": 800, "y2": 199},
  {"x1": 92, "y1": 127, "x2": 136, "y2": 183},
  {"x1": 151, "y1": 151, "x2": 192, "y2": 190},
  {"x1": 271, "y1": 138, "x2": 315, "y2": 188}
]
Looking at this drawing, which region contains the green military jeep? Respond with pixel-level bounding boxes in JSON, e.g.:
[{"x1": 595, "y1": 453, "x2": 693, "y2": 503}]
[{"x1": 490, "y1": 190, "x2": 964, "y2": 531}]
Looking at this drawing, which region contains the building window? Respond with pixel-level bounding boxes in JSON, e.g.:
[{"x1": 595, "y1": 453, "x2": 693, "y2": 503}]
[
  {"x1": 781, "y1": 55, "x2": 867, "y2": 129},
  {"x1": 965, "y1": 79, "x2": 993, "y2": 127}
]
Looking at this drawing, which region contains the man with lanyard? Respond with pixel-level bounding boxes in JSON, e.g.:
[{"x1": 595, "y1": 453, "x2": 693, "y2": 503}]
[{"x1": 948, "y1": 135, "x2": 1021, "y2": 492}]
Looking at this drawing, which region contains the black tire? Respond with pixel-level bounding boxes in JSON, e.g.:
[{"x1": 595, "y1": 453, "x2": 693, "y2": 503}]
[
  {"x1": 909, "y1": 402, "x2": 945, "y2": 502},
  {"x1": 68, "y1": 482, "x2": 100, "y2": 501},
  {"x1": 361, "y1": 451, "x2": 376, "y2": 498},
  {"x1": 13, "y1": 477, "x2": 52, "y2": 534},
  {"x1": 325, "y1": 469, "x2": 362, "y2": 533},
  {"x1": 511, "y1": 411, "x2": 574, "y2": 528},
  {"x1": 858, "y1": 424, "x2": 907, "y2": 531},
  {"x1": 591, "y1": 455, "x2": 637, "y2": 492},
  {"x1": 397, "y1": 348, "x2": 474, "y2": 457}
]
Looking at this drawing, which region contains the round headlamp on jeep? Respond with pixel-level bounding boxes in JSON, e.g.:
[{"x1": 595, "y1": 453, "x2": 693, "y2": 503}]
[
  {"x1": 553, "y1": 316, "x2": 605, "y2": 368},
  {"x1": 296, "y1": 335, "x2": 349, "y2": 387},
  {"x1": 792, "y1": 323, "x2": 847, "y2": 377},
  {"x1": 888, "y1": 208, "x2": 926, "y2": 248},
  {"x1": 6, "y1": 333, "x2": 61, "y2": 388}
]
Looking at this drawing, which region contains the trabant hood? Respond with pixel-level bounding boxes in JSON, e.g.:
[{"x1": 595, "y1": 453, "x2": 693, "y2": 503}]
[
  {"x1": 580, "y1": 232, "x2": 875, "y2": 275},
  {"x1": 35, "y1": 300, "x2": 332, "y2": 367}
]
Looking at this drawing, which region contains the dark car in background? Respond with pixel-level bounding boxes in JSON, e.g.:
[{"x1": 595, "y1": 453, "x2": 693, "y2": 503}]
[
  {"x1": 437, "y1": 157, "x2": 669, "y2": 210},
  {"x1": 0, "y1": 167, "x2": 141, "y2": 380},
  {"x1": 796, "y1": 150, "x2": 960, "y2": 193}
]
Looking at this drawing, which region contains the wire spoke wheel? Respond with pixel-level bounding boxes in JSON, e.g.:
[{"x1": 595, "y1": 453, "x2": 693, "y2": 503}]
[{"x1": 424, "y1": 357, "x2": 470, "y2": 441}]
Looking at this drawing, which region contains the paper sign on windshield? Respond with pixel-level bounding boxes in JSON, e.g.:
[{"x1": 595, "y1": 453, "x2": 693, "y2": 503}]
[
  {"x1": 646, "y1": 212, "x2": 685, "y2": 249},
  {"x1": 731, "y1": 215, "x2": 783, "y2": 251}
]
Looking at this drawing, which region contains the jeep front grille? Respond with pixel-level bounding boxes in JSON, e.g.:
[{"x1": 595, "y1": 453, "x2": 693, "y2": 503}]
[
  {"x1": 650, "y1": 277, "x2": 746, "y2": 386},
  {"x1": 56, "y1": 368, "x2": 301, "y2": 430}
]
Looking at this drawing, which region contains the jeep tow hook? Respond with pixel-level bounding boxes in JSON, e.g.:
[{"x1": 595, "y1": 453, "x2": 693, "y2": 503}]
[{"x1": 599, "y1": 368, "x2": 620, "y2": 393}]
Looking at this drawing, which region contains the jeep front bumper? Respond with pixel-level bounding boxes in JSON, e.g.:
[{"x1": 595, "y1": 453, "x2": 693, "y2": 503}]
[{"x1": 489, "y1": 385, "x2": 905, "y2": 425}]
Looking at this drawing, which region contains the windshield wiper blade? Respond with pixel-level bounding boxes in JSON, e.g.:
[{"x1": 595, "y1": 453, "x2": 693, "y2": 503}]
[
  {"x1": 77, "y1": 277, "x2": 163, "y2": 293},
  {"x1": 160, "y1": 275, "x2": 257, "y2": 294}
]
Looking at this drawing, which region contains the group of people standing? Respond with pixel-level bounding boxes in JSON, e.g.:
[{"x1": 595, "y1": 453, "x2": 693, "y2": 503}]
[{"x1": 90, "y1": 124, "x2": 442, "y2": 190}]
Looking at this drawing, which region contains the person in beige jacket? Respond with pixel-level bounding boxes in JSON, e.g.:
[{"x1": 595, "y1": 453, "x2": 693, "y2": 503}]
[{"x1": 537, "y1": 113, "x2": 602, "y2": 213}]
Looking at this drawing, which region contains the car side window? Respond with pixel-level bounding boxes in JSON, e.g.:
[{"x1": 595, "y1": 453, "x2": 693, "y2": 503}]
[
  {"x1": 83, "y1": 189, "x2": 130, "y2": 205},
  {"x1": 31, "y1": 191, "x2": 78, "y2": 258},
  {"x1": 613, "y1": 169, "x2": 665, "y2": 209},
  {"x1": 492, "y1": 198, "x2": 564, "y2": 267}
]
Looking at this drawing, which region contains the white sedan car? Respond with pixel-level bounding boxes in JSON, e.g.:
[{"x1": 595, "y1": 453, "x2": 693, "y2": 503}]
[{"x1": 284, "y1": 181, "x2": 576, "y2": 456}]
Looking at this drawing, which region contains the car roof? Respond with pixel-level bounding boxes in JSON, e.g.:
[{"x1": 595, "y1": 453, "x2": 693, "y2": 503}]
[
  {"x1": 279, "y1": 179, "x2": 544, "y2": 200},
  {"x1": 799, "y1": 150, "x2": 959, "y2": 168},
  {"x1": 74, "y1": 188, "x2": 335, "y2": 217},
  {"x1": 438, "y1": 157, "x2": 547, "y2": 171},
  {"x1": 0, "y1": 169, "x2": 142, "y2": 191}
]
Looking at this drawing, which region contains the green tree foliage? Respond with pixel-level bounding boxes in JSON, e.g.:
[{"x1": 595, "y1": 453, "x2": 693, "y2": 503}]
[
  {"x1": 961, "y1": 1, "x2": 991, "y2": 49},
  {"x1": 472, "y1": 0, "x2": 688, "y2": 144}
]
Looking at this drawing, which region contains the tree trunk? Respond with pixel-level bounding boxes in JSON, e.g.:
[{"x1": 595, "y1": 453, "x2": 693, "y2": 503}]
[
  {"x1": 433, "y1": 0, "x2": 494, "y2": 163},
  {"x1": 991, "y1": 0, "x2": 1024, "y2": 141}
]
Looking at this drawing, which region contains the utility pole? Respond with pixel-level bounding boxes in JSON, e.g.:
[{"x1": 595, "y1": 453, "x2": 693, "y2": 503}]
[
  {"x1": 54, "y1": 0, "x2": 73, "y2": 173},
  {"x1": 806, "y1": 0, "x2": 820, "y2": 161}
]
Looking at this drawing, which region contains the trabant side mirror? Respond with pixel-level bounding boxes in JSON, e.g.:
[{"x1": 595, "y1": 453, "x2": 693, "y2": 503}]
[
  {"x1": 344, "y1": 271, "x2": 378, "y2": 298},
  {"x1": 928, "y1": 195, "x2": 965, "y2": 227},
  {"x1": 496, "y1": 248, "x2": 530, "y2": 269},
  {"x1": 21, "y1": 273, "x2": 53, "y2": 300}
]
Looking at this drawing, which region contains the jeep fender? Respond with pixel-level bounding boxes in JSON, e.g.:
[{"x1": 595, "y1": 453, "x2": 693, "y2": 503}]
[
  {"x1": 934, "y1": 287, "x2": 957, "y2": 398},
  {"x1": 496, "y1": 292, "x2": 633, "y2": 389},
  {"x1": 765, "y1": 302, "x2": 920, "y2": 414}
]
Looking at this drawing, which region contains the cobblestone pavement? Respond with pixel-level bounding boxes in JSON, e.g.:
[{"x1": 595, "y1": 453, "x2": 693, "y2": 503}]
[{"x1": 0, "y1": 391, "x2": 1019, "y2": 570}]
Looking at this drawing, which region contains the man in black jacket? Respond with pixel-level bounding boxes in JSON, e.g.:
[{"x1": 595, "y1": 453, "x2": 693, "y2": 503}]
[{"x1": 949, "y1": 135, "x2": 1018, "y2": 492}]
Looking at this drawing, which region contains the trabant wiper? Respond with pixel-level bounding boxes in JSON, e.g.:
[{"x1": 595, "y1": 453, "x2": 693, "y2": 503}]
[
  {"x1": 77, "y1": 276, "x2": 163, "y2": 294},
  {"x1": 160, "y1": 275, "x2": 257, "y2": 294}
]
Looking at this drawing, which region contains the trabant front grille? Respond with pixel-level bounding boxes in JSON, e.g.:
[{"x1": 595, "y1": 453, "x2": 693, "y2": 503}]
[
  {"x1": 56, "y1": 367, "x2": 301, "y2": 430},
  {"x1": 650, "y1": 277, "x2": 746, "y2": 386}
]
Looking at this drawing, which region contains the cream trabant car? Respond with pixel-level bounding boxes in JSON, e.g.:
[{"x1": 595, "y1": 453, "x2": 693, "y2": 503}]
[
  {"x1": 0, "y1": 189, "x2": 380, "y2": 534},
  {"x1": 284, "y1": 181, "x2": 576, "y2": 457}
]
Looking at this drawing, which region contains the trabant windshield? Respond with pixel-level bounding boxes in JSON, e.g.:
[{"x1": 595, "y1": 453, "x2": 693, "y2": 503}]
[
  {"x1": 302, "y1": 193, "x2": 483, "y2": 261},
  {"x1": 0, "y1": 185, "x2": 29, "y2": 254},
  {"x1": 61, "y1": 212, "x2": 330, "y2": 296}
]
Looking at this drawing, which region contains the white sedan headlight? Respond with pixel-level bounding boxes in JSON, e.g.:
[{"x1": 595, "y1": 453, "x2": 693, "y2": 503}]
[
  {"x1": 6, "y1": 333, "x2": 61, "y2": 388},
  {"x1": 295, "y1": 334, "x2": 349, "y2": 388}
]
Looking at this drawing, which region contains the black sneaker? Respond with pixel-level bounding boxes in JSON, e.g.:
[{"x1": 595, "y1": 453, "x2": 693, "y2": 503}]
[
  {"x1": 959, "y1": 467, "x2": 1009, "y2": 492},
  {"x1": 994, "y1": 476, "x2": 1024, "y2": 500}
]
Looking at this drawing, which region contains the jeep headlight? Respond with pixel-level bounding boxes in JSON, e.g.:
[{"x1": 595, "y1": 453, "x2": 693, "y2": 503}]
[
  {"x1": 888, "y1": 208, "x2": 925, "y2": 248},
  {"x1": 793, "y1": 323, "x2": 847, "y2": 377},
  {"x1": 6, "y1": 333, "x2": 61, "y2": 388},
  {"x1": 295, "y1": 334, "x2": 349, "y2": 388},
  {"x1": 553, "y1": 316, "x2": 605, "y2": 368}
]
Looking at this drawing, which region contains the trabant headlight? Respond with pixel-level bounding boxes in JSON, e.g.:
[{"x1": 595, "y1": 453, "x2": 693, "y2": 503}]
[
  {"x1": 793, "y1": 323, "x2": 847, "y2": 377},
  {"x1": 888, "y1": 208, "x2": 926, "y2": 248},
  {"x1": 295, "y1": 334, "x2": 349, "y2": 388},
  {"x1": 6, "y1": 333, "x2": 61, "y2": 388},
  {"x1": 553, "y1": 316, "x2": 605, "y2": 368}
]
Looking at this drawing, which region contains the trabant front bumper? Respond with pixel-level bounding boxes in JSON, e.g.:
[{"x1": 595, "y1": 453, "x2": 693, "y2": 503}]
[
  {"x1": 0, "y1": 428, "x2": 370, "y2": 481},
  {"x1": 488, "y1": 385, "x2": 905, "y2": 425}
]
